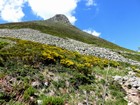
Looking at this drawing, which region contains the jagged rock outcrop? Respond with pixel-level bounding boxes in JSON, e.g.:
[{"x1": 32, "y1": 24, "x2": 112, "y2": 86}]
[
  {"x1": 0, "y1": 28, "x2": 140, "y2": 66},
  {"x1": 113, "y1": 72, "x2": 140, "y2": 90},
  {"x1": 47, "y1": 14, "x2": 71, "y2": 25},
  {"x1": 113, "y1": 72, "x2": 140, "y2": 105}
]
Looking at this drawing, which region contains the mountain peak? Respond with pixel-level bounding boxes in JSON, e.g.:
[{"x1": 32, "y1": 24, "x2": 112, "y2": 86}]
[{"x1": 47, "y1": 14, "x2": 71, "y2": 25}]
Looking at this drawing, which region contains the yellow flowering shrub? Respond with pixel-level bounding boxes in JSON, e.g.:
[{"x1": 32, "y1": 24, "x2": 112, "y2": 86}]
[
  {"x1": 60, "y1": 59, "x2": 75, "y2": 67},
  {"x1": 76, "y1": 63, "x2": 85, "y2": 69},
  {"x1": 102, "y1": 59, "x2": 109, "y2": 67},
  {"x1": 42, "y1": 51, "x2": 56, "y2": 63},
  {"x1": 0, "y1": 38, "x2": 121, "y2": 76},
  {"x1": 110, "y1": 61, "x2": 120, "y2": 67},
  {"x1": 84, "y1": 63, "x2": 92, "y2": 68}
]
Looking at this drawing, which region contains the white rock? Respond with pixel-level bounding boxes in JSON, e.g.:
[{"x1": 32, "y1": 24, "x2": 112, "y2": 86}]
[
  {"x1": 65, "y1": 81, "x2": 69, "y2": 87},
  {"x1": 128, "y1": 71, "x2": 135, "y2": 76},
  {"x1": 44, "y1": 81, "x2": 49, "y2": 86},
  {"x1": 31, "y1": 81, "x2": 41, "y2": 88},
  {"x1": 123, "y1": 76, "x2": 128, "y2": 81},
  {"x1": 37, "y1": 100, "x2": 43, "y2": 105},
  {"x1": 78, "y1": 103, "x2": 83, "y2": 105},
  {"x1": 113, "y1": 76, "x2": 122, "y2": 81},
  {"x1": 137, "y1": 87, "x2": 140, "y2": 91}
]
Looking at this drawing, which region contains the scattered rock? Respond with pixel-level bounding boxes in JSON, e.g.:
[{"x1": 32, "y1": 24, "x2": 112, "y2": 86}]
[
  {"x1": 48, "y1": 90, "x2": 55, "y2": 96},
  {"x1": 53, "y1": 76, "x2": 61, "y2": 82},
  {"x1": 37, "y1": 100, "x2": 42, "y2": 105},
  {"x1": 113, "y1": 71, "x2": 140, "y2": 105},
  {"x1": 113, "y1": 75, "x2": 122, "y2": 81},
  {"x1": 44, "y1": 81, "x2": 49, "y2": 87},
  {"x1": 137, "y1": 87, "x2": 140, "y2": 91},
  {"x1": 65, "y1": 80, "x2": 70, "y2": 87},
  {"x1": 128, "y1": 71, "x2": 136, "y2": 76},
  {"x1": 78, "y1": 102, "x2": 83, "y2": 105},
  {"x1": 0, "y1": 28, "x2": 140, "y2": 66},
  {"x1": 31, "y1": 81, "x2": 41, "y2": 88},
  {"x1": 113, "y1": 73, "x2": 140, "y2": 90}
]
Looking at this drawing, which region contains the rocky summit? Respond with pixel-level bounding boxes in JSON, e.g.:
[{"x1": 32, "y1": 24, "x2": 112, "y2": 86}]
[{"x1": 47, "y1": 14, "x2": 71, "y2": 25}]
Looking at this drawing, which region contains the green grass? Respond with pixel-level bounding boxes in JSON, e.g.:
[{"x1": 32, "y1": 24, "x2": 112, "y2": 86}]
[
  {"x1": 92, "y1": 66, "x2": 128, "y2": 78},
  {"x1": 0, "y1": 20, "x2": 134, "y2": 52},
  {"x1": 40, "y1": 95, "x2": 64, "y2": 105},
  {"x1": 121, "y1": 52, "x2": 140, "y2": 62}
]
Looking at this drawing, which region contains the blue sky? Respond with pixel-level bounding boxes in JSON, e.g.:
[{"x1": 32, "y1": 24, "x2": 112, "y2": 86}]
[{"x1": 0, "y1": 0, "x2": 140, "y2": 51}]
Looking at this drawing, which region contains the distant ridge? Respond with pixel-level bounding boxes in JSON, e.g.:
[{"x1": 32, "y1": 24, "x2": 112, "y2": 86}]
[{"x1": 47, "y1": 14, "x2": 71, "y2": 25}]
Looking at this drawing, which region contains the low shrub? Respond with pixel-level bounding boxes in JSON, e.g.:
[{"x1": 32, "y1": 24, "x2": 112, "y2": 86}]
[
  {"x1": 0, "y1": 41, "x2": 9, "y2": 49},
  {"x1": 23, "y1": 86, "x2": 37, "y2": 101},
  {"x1": 41, "y1": 96, "x2": 64, "y2": 105},
  {"x1": 60, "y1": 59, "x2": 75, "y2": 68},
  {"x1": 70, "y1": 73, "x2": 94, "y2": 89}
]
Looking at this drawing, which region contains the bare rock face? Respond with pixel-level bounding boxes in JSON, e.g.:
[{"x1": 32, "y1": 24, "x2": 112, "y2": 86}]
[{"x1": 47, "y1": 14, "x2": 71, "y2": 25}]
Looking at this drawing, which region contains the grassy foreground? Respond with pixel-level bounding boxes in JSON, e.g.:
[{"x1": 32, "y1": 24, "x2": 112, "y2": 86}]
[{"x1": 0, "y1": 37, "x2": 129, "y2": 105}]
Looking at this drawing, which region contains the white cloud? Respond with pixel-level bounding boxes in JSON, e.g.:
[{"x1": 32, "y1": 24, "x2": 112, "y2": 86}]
[
  {"x1": 27, "y1": 0, "x2": 80, "y2": 24},
  {"x1": 0, "y1": 0, "x2": 27, "y2": 22},
  {"x1": 85, "y1": 0, "x2": 97, "y2": 6},
  {"x1": 0, "y1": 0, "x2": 97, "y2": 24},
  {"x1": 83, "y1": 29, "x2": 101, "y2": 37}
]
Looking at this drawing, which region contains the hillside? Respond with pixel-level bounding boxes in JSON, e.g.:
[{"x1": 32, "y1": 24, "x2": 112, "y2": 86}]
[
  {"x1": 0, "y1": 15, "x2": 133, "y2": 52},
  {"x1": 0, "y1": 15, "x2": 140, "y2": 105}
]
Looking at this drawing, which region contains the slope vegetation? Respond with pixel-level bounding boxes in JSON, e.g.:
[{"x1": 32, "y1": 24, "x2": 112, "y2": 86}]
[{"x1": 0, "y1": 37, "x2": 128, "y2": 105}]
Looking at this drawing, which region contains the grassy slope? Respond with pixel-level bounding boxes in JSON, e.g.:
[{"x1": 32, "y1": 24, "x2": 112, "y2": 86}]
[
  {"x1": 120, "y1": 52, "x2": 140, "y2": 62},
  {"x1": 0, "y1": 37, "x2": 128, "y2": 105},
  {"x1": 0, "y1": 20, "x2": 133, "y2": 52}
]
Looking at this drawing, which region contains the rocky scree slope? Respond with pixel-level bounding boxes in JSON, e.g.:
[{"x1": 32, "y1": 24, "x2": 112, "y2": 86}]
[
  {"x1": 0, "y1": 28, "x2": 140, "y2": 66},
  {"x1": 114, "y1": 71, "x2": 140, "y2": 105}
]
